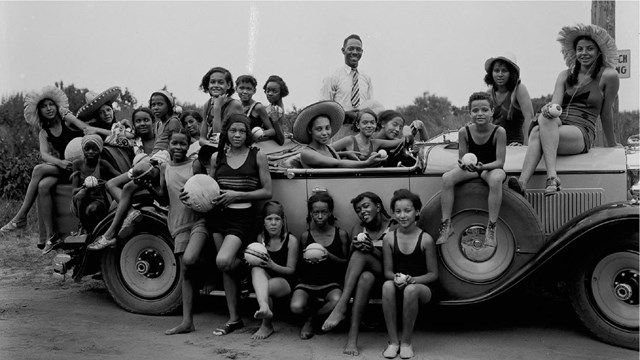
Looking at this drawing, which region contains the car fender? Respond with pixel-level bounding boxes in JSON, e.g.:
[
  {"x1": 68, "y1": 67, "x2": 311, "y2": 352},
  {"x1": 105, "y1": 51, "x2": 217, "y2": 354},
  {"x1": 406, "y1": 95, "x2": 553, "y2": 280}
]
[{"x1": 441, "y1": 200, "x2": 639, "y2": 305}]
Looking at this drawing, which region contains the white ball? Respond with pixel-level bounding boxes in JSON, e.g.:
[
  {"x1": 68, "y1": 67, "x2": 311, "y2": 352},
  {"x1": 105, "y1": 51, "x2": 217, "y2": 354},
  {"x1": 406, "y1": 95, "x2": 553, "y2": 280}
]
[
  {"x1": 548, "y1": 104, "x2": 562, "y2": 117},
  {"x1": 183, "y1": 174, "x2": 220, "y2": 213},
  {"x1": 461, "y1": 153, "x2": 478, "y2": 166},
  {"x1": 244, "y1": 242, "x2": 268, "y2": 266},
  {"x1": 356, "y1": 233, "x2": 368, "y2": 243},
  {"x1": 84, "y1": 176, "x2": 99, "y2": 188},
  {"x1": 251, "y1": 127, "x2": 264, "y2": 141},
  {"x1": 394, "y1": 273, "x2": 408, "y2": 286},
  {"x1": 303, "y1": 243, "x2": 326, "y2": 261},
  {"x1": 377, "y1": 149, "x2": 387, "y2": 158}
]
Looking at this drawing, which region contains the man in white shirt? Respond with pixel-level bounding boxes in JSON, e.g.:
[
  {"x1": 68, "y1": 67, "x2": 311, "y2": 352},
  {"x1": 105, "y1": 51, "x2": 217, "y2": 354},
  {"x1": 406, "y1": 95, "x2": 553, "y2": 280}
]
[
  {"x1": 320, "y1": 34, "x2": 373, "y2": 110},
  {"x1": 321, "y1": 34, "x2": 374, "y2": 140}
]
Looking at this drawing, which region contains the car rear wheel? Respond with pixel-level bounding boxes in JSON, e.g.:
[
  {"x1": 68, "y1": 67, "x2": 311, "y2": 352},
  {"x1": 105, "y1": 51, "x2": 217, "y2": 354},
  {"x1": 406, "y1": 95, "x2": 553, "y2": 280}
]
[
  {"x1": 101, "y1": 232, "x2": 182, "y2": 315},
  {"x1": 569, "y1": 234, "x2": 639, "y2": 350}
]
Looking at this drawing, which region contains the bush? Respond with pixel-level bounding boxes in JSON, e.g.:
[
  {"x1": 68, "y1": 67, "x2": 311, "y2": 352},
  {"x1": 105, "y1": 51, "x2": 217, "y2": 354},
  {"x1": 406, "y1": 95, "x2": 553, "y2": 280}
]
[{"x1": 0, "y1": 148, "x2": 40, "y2": 200}]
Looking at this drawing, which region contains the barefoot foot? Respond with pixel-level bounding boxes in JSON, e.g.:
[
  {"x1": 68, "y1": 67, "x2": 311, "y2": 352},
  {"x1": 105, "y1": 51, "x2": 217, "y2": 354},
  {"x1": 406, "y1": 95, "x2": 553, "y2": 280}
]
[
  {"x1": 344, "y1": 339, "x2": 360, "y2": 356},
  {"x1": 251, "y1": 324, "x2": 274, "y2": 340},
  {"x1": 300, "y1": 319, "x2": 314, "y2": 340},
  {"x1": 322, "y1": 308, "x2": 346, "y2": 332},
  {"x1": 164, "y1": 323, "x2": 195, "y2": 335},
  {"x1": 254, "y1": 306, "x2": 273, "y2": 320}
]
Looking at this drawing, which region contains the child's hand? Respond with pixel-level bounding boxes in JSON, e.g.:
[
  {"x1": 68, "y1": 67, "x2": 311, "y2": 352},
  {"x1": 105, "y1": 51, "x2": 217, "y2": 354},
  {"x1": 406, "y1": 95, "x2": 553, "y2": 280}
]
[
  {"x1": 179, "y1": 188, "x2": 190, "y2": 205},
  {"x1": 466, "y1": 162, "x2": 483, "y2": 173},
  {"x1": 211, "y1": 190, "x2": 241, "y2": 208},
  {"x1": 212, "y1": 94, "x2": 228, "y2": 110},
  {"x1": 364, "y1": 152, "x2": 385, "y2": 167},
  {"x1": 57, "y1": 159, "x2": 73, "y2": 171}
]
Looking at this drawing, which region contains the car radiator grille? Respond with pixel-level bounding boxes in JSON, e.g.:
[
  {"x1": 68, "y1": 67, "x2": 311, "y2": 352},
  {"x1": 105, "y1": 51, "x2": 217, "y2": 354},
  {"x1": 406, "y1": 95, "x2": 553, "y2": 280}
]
[{"x1": 527, "y1": 189, "x2": 604, "y2": 235}]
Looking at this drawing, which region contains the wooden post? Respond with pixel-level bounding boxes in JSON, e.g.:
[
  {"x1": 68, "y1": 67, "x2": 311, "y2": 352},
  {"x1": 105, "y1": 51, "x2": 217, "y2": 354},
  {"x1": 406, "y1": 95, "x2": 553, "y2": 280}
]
[{"x1": 591, "y1": 0, "x2": 619, "y2": 146}]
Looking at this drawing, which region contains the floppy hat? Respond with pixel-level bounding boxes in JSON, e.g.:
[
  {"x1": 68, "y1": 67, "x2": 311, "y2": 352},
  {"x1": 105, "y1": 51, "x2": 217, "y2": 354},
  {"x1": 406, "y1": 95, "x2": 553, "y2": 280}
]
[
  {"x1": 557, "y1": 23, "x2": 617, "y2": 68},
  {"x1": 23, "y1": 85, "x2": 70, "y2": 126},
  {"x1": 76, "y1": 86, "x2": 122, "y2": 120},
  {"x1": 484, "y1": 52, "x2": 520, "y2": 75},
  {"x1": 293, "y1": 101, "x2": 345, "y2": 144},
  {"x1": 151, "y1": 90, "x2": 175, "y2": 108}
]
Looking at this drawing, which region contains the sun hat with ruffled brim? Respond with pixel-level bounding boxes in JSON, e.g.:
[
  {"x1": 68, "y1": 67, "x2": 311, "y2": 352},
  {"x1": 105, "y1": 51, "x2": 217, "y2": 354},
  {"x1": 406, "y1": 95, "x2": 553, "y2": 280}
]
[
  {"x1": 557, "y1": 23, "x2": 618, "y2": 68},
  {"x1": 484, "y1": 52, "x2": 520, "y2": 76},
  {"x1": 76, "y1": 86, "x2": 122, "y2": 120},
  {"x1": 293, "y1": 101, "x2": 345, "y2": 144},
  {"x1": 23, "y1": 86, "x2": 70, "y2": 126}
]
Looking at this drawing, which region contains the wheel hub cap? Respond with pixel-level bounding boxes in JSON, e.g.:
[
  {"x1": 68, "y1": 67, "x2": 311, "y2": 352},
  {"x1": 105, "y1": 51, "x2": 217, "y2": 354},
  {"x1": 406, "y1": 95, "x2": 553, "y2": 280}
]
[
  {"x1": 136, "y1": 249, "x2": 164, "y2": 278},
  {"x1": 460, "y1": 225, "x2": 496, "y2": 262},
  {"x1": 613, "y1": 270, "x2": 638, "y2": 305}
]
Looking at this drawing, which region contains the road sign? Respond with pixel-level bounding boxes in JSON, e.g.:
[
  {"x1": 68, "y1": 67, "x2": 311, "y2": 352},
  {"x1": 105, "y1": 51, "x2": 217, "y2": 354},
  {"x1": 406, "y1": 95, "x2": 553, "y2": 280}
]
[{"x1": 616, "y1": 50, "x2": 630, "y2": 79}]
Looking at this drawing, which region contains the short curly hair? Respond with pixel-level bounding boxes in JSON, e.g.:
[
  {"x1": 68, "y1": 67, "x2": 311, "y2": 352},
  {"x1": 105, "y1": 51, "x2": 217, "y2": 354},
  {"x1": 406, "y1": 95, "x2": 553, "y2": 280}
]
[
  {"x1": 200, "y1": 67, "x2": 235, "y2": 96},
  {"x1": 467, "y1": 92, "x2": 494, "y2": 110},
  {"x1": 236, "y1": 74, "x2": 258, "y2": 88},
  {"x1": 390, "y1": 189, "x2": 422, "y2": 217},
  {"x1": 263, "y1": 75, "x2": 289, "y2": 98}
]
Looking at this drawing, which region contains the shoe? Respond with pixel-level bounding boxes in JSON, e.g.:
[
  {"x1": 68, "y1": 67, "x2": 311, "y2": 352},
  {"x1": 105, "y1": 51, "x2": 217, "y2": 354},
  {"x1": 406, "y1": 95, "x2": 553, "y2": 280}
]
[
  {"x1": 507, "y1": 177, "x2": 526, "y2": 197},
  {"x1": 87, "y1": 235, "x2": 116, "y2": 251},
  {"x1": 42, "y1": 233, "x2": 62, "y2": 255},
  {"x1": 485, "y1": 221, "x2": 497, "y2": 247},
  {"x1": 117, "y1": 209, "x2": 142, "y2": 239},
  {"x1": 383, "y1": 343, "x2": 400, "y2": 359},
  {"x1": 212, "y1": 319, "x2": 244, "y2": 336},
  {"x1": 436, "y1": 219, "x2": 454, "y2": 245},
  {"x1": 1, "y1": 218, "x2": 26, "y2": 233},
  {"x1": 544, "y1": 177, "x2": 561, "y2": 196}
]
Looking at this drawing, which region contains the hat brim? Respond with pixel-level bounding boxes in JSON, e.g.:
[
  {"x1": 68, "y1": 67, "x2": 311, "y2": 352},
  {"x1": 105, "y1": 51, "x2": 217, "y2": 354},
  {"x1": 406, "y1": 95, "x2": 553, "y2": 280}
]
[
  {"x1": 23, "y1": 86, "x2": 70, "y2": 126},
  {"x1": 557, "y1": 23, "x2": 617, "y2": 68},
  {"x1": 292, "y1": 101, "x2": 345, "y2": 144},
  {"x1": 484, "y1": 56, "x2": 520, "y2": 75},
  {"x1": 76, "y1": 87, "x2": 122, "y2": 120}
]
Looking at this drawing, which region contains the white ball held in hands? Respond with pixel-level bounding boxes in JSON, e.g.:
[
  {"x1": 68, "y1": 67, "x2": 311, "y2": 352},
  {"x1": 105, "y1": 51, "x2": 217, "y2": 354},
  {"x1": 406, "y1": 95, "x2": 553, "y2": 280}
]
[
  {"x1": 377, "y1": 149, "x2": 387, "y2": 158},
  {"x1": 303, "y1": 243, "x2": 326, "y2": 262},
  {"x1": 251, "y1": 127, "x2": 264, "y2": 141},
  {"x1": 461, "y1": 153, "x2": 478, "y2": 167},
  {"x1": 84, "y1": 176, "x2": 99, "y2": 188},
  {"x1": 394, "y1": 273, "x2": 409, "y2": 286},
  {"x1": 244, "y1": 242, "x2": 269, "y2": 266}
]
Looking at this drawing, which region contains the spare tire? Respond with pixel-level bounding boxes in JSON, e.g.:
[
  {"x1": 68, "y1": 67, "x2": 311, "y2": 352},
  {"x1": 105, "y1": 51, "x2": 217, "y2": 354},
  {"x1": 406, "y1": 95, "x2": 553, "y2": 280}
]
[{"x1": 419, "y1": 179, "x2": 544, "y2": 300}]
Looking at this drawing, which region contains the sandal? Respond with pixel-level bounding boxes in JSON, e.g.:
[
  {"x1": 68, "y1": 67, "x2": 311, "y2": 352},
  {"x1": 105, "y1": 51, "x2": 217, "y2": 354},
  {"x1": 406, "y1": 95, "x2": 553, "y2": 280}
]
[
  {"x1": 544, "y1": 177, "x2": 561, "y2": 196},
  {"x1": 507, "y1": 177, "x2": 526, "y2": 197},
  {"x1": 1, "y1": 218, "x2": 27, "y2": 233},
  {"x1": 42, "y1": 233, "x2": 62, "y2": 255},
  {"x1": 212, "y1": 319, "x2": 243, "y2": 336},
  {"x1": 87, "y1": 235, "x2": 117, "y2": 251}
]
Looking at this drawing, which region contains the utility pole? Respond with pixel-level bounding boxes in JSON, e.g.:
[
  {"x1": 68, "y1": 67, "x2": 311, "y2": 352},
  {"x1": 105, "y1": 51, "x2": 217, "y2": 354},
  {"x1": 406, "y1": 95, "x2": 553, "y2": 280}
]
[{"x1": 591, "y1": 0, "x2": 619, "y2": 146}]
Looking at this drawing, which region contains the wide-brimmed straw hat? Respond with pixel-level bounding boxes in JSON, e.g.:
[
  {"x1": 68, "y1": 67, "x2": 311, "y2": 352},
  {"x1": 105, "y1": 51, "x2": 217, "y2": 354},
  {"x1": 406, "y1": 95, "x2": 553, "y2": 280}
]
[
  {"x1": 484, "y1": 52, "x2": 520, "y2": 75},
  {"x1": 293, "y1": 101, "x2": 345, "y2": 144},
  {"x1": 76, "y1": 86, "x2": 122, "y2": 120},
  {"x1": 557, "y1": 23, "x2": 617, "y2": 68},
  {"x1": 23, "y1": 85, "x2": 70, "y2": 126}
]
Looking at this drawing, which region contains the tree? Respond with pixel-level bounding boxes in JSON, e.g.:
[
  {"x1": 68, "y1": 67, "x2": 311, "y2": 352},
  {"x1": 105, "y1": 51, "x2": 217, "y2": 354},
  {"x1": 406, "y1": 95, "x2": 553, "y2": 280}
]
[{"x1": 396, "y1": 91, "x2": 455, "y2": 137}]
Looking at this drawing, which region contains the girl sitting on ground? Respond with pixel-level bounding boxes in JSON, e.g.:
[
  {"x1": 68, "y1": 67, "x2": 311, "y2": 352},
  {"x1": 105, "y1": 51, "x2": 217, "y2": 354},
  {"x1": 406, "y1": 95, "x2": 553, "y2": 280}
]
[
  {"x1": 290, "y1": 191, "x2": 349, "y2": 340},
  {"x1": 322, "y1": 191, "x2": 396, "y2": 356},
  {"x1": 381, "y1": 189, "x2": 437, "y2": 359},
  {"x1": 248, "y1": 201, "x2": 299, "y2": 340}
]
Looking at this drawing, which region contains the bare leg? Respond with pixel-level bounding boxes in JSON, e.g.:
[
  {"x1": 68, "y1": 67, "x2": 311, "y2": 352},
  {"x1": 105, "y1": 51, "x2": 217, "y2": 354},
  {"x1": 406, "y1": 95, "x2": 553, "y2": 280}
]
[
  {"x1": 382, "y1": 280, "x2": 399, "y2": 345},
  {"x1": 37, "y1": 176, "x2": 60, "y2": 238},
  {"x1": 440, "y1": 167, "x2": 479, "y2": 220},
  {"x1": 102, "y1": 181, "x2": 140, "y2": 239},
  {"x1": 252, "y1": 266, "x2": 273, "y2": 320},
  {"x1": 252, "y1": 277, "x2": 290, "y2": 340},
  {"x1": 323, "y1": 251, "x2": 381, "y2": 331},
  {"x1": 215, "y1": 233, "x2": 243, "y2": 324},
  {"x1": 482, "y1": 169, "x2": 506, "y2": 223},
  {"x1": 318, "y1": 288, "x2": 342, "y2": 316},
  {"x1": 518, "y1": 126, "x2": 543, "y2": 188},
  {"x1": 106, "y1": 173, "x2": 130, "y2": 203},
  {"x1": 537, "y1": 116, "x2": 562, "y2": 179},
  {"x1": 291, "y1": 289, "x2": 314, "y2": 339},
  {"x1": 400, "y1": 284, "x2": 431, "y2": 359},
  {"x1": 165, "y1": 231, "x2": 208, "y2": 335},
  {"x1": 344, "y1": 271, "x2": 375, "y2": 356},
  {"x1": 13, "y1": 164, "x2": 61, "y2": 221}
]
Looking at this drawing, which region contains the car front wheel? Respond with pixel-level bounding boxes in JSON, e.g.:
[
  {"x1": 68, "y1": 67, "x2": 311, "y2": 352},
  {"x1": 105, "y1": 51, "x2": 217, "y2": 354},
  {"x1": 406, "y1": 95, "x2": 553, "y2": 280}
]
[{"x1": 570, "y1": 234, "x2": 639, "y2": 350}]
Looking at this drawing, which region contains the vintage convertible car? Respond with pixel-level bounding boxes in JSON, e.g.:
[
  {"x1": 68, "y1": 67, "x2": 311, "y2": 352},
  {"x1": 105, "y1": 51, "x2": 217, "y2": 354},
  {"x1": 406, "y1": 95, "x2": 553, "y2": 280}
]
[{"x1": 45, "y1": 137, "x2": 639, "y2": 350}]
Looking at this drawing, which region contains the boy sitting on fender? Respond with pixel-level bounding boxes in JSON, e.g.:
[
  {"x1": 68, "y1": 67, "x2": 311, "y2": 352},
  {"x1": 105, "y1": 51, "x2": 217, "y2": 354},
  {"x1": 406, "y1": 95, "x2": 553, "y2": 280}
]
[{"x1": 436, "y1": 92, "x2": 507, "y2": 247}]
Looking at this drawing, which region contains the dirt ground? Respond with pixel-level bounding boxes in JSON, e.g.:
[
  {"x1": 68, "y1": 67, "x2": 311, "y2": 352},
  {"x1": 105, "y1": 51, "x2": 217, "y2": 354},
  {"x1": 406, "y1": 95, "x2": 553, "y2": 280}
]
[{"x1": 0, "y1": 232, "x2": 637, "y2": 360}]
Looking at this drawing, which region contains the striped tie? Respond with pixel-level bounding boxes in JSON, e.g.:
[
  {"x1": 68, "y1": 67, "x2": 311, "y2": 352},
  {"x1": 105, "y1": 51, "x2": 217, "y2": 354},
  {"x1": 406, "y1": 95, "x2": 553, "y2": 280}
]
[{"x1": 351, "y1": 68, "x2": 360, "y2": 108}]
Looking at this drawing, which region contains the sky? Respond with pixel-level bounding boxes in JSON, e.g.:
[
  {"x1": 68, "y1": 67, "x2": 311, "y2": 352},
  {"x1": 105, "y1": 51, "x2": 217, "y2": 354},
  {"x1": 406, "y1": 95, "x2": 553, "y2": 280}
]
[{"x1": 0, "y1": 1, "x2": 638, "y2": 114}]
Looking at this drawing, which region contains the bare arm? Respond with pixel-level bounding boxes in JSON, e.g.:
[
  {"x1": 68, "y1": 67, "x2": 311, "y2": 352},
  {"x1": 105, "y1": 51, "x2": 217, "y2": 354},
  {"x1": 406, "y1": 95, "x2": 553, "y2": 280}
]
[
  {"x1": 457, "y1": 127, "x2": 469, "y2": 159},
  {"x1": 254, "y1": 103, "x2": 275, "y2": 139},
  {"x1": 382, "y1": 232, "x2": 395, "y2": 280},
  {"x1": 515, "y1": 83, "x2": 535, "y2": 145},
  {"x1": 300, "y1": 147, "x2": 383, "y2": 168},
  {"x1": 600, "y1": 67, "x2": 620, "y2": 147},
  {"x1": 38, "y1": 130, "x2": 70, "y2": 170}
]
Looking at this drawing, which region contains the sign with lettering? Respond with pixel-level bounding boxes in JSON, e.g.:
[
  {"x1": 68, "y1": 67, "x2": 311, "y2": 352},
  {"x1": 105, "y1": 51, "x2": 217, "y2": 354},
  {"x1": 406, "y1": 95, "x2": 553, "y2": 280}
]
[{"x1": 616, "y1": 50, "x2": 630, "y2": 79}]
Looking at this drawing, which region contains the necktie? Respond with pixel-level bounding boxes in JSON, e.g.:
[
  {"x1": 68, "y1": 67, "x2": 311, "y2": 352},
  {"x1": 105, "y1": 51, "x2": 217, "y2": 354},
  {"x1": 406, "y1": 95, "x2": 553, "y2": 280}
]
[{"x1": 351, "y1": 68, "x2": 360, "y2": 108}]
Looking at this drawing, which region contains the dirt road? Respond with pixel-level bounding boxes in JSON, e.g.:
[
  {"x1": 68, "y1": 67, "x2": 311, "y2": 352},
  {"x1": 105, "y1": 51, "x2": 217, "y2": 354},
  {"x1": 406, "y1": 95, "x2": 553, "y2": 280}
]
[{"x1": 0, "y1": 233, "x2": 637, "y2": 360}]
